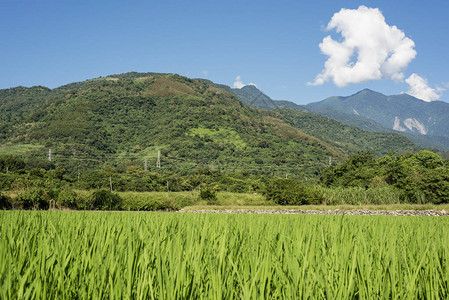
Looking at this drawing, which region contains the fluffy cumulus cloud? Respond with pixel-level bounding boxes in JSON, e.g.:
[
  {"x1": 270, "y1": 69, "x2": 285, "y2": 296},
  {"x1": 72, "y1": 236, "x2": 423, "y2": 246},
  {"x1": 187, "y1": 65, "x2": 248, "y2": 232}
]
[
  {"x1": 309, "y1": 6, "x2": 417, "y2": 87},
  {"x1": 405, "y1": 73, "x2": 443, "y2": 102},
  {"x1": 233, "y1": 76, "x2": 256, "y2": 89}
]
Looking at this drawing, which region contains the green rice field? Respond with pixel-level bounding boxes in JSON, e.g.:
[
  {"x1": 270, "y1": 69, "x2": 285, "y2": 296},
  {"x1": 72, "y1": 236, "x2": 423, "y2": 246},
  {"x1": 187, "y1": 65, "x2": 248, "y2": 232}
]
[{"x1": 1, "y1": 211, "x2": 448, "y2": 298}]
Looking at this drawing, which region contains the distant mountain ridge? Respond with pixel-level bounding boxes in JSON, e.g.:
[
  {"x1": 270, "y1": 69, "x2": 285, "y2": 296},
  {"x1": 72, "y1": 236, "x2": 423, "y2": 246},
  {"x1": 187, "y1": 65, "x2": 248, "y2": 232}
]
[
  {"x1": 196, "y1": 81, "x2": 304, "y2": 111},
  {"x1": 306, "y1": 89, "x2": 449, "y2": 138},
  {"x1": 225, "y1": 84, "x2": 449, "y2": 151}
]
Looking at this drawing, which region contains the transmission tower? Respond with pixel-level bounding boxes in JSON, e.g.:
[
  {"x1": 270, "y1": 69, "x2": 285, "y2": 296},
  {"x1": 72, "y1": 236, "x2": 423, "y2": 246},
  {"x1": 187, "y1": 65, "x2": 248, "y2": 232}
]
[{"x1": 157, "y1": 150, "x2": 161, "y2": 168}]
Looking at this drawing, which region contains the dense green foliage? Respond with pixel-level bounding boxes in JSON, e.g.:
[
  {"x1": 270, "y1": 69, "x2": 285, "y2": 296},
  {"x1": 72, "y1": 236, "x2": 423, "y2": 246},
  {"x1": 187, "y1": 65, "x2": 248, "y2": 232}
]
[
  {"x1": 2, "y1": 150, "x2": 449, "y2": 208},
  {"x1": 198, "y1": 184, "x2": 218, "y2": 204},
  {"x1": 0, "y1": 193, "x2": 11, "y2": 209},
  {"x1": 89, "y1": 189, "x2": 122, "y2": 210},
  {"x1": 0, "y1": 155, "x2": 267, "y2": 193},
  {"x1": 2, "y1": 211, "x2": 449, "y2": 298},
  {"x1": 321, "y1": 150, "x2": 449, "y2": 203},
  {"x1": 0, "y1": 154, "x2": 270, "y2": 210},
  {"x1": 263, "y1": 179, "x2": 323, "y2": 205},
  {"x1": 280, "y1": 109, "x2": 419, "y2": 155}
]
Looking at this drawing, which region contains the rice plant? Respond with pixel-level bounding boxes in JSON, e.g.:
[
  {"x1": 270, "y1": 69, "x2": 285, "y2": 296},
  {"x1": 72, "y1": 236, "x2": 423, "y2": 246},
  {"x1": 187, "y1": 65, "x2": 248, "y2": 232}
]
[{"x1": 0, "y1": 211, "x2": 448, "y2": 298}]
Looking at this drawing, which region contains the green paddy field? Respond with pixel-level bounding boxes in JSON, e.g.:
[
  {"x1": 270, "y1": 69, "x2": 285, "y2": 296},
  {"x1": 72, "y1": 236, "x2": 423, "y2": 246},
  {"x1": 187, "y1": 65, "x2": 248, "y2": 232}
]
[{"x1": 1, "y1": 211, "x2": 448, "y2": 299}]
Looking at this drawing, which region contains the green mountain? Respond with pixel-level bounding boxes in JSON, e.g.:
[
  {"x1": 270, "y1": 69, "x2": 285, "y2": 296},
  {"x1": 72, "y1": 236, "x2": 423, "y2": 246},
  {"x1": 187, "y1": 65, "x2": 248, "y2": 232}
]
[{"x1": 0, "y1": 73, "x2": 421, "y2": 176}]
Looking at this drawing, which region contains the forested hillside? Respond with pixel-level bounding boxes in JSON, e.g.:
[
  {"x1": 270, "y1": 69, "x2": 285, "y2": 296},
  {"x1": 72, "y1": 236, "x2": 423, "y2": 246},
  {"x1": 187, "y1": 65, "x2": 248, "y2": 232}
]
[{"x1": 0, "y1": 72, "x2": 421, "y2": 177}]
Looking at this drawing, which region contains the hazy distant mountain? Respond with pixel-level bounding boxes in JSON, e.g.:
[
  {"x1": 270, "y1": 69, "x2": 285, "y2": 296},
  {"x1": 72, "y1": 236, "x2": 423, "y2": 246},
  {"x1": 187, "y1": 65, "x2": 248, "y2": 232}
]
[
  {"x1": 226, "y1": 85, "x2": 449, "y2": 151},
  {"x1": 228, "y1": 85, "x2": 305, "y2": 111},
  {"x1": 197, "y1": 80, "x2": 306, "y2": 111},
  {"x1": 306, "y1": 89, "x2": 449, "y2": 138},
  {"x1": 306, "y1": 107, "x2": 391, "y2": 133},
  {"x1": 231, "y1": 85, "x2": 280, "y2": 110}
]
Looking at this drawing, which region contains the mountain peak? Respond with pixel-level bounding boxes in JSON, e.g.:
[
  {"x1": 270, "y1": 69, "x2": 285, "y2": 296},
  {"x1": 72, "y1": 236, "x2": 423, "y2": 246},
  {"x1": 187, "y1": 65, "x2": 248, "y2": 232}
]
[
  {"x1": 354, "y1": 88, "x2": 381, "y2": 96},
  {"x1": 239, "y1": 84, "x2": 259, "y2": 91}
]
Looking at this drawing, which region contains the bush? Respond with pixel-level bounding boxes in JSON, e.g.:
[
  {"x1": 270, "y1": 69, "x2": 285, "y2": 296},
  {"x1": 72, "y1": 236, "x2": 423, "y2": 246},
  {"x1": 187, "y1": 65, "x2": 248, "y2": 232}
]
[
  {"x1": 199, "y1": 185, "x2": 218, "y2": 204},
  {"x1": 0, "y1": 193, "x2": 12, "y2": 209},
  {"x1": 89, "y1": 189, "x2": 122, "y2": 210},
  {"x1": 16, "y1": 187, "x2": 58, "y2": 210},
  {"x1": 0, "y1": 173, "x2": 16, "y2": 190},
  {"x1": 57, "y1": 188, "x2": 86, "y2": 209},
  {"x1": 29, "y1": 168, "x2": 46, "y2": 177},
  {"x1": 263, "y1": 179, "x2": 323, "y2": 205}
]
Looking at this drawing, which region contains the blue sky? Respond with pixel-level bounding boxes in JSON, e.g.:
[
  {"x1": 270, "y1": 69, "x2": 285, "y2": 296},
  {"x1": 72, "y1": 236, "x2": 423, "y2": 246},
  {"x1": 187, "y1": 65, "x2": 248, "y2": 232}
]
[{"x1": 1, "y1": 0, "x2": 448, "y2": 104}]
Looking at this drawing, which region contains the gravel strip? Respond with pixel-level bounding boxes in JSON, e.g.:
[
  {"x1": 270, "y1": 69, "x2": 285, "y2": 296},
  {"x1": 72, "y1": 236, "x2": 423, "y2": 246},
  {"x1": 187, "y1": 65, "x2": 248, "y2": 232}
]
[{"x1": 178, "y1": 209, "x2": 449, "y2": 216}]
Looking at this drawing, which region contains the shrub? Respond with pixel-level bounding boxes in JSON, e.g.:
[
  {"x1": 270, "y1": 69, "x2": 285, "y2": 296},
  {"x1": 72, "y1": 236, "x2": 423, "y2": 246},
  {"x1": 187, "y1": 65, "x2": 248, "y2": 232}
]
[
  {"x1": 264, "y1": 179, "x2": 324, "y2": 205},
  {"x1": 0, "y1": 155, "x2": 26, "y2": 172},
  {"x1": 199, "y1": 185, "x2": 218, "y2": 204},
  {"x1": 57, "y1": 188, "x2": 86, "y2": 209},
  {"x1": 0, "y1": 193, "x2": 12, "y2": 209},
  {"x1": 16, "y1": 187, "x2": 58, "y2": 210},
  {"x1": 89, "y1": 189, "x2": 122, "y2": 210},
  {"x1": 0, "y1": 173, "x2": 16, "y2": 190},
  {"x1": 29, "y1": 168, "x2": 46, "y2": 177}
]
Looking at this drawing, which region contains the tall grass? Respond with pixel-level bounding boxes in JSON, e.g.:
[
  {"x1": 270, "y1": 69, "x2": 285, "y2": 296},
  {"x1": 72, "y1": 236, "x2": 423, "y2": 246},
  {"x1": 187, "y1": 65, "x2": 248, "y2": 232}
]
[
  {"x1": 119, "y1": 191, "x2": 198, "y2": 211},
  {"x1": 1, "y1": 211, "x2": 448, "y2": 298},
  {"x1": 317, "y1": 186, "x2": 404, "y2": 205}
]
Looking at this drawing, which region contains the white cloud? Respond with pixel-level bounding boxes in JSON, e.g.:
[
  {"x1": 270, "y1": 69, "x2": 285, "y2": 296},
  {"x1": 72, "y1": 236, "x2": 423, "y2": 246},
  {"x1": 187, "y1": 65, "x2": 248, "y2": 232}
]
[
  {"x1": 202, "y1": 70, "x2": 209, "y2": 77},
  {"x1": 309, "y1": 6, "x2": 416, "y2": 87},
  {"x1": 233, "y1": 76, "x2": 245, "y2": 89},
  {"x1": 405, "y1": 73, "x2": 443, "y2": 102},
  {"x1": 233, "y1": 76, "x2": 257, "y2": 89}
]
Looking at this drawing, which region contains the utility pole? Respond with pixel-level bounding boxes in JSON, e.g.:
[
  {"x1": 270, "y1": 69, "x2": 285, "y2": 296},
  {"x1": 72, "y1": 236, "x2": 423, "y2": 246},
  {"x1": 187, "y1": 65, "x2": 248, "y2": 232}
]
[
  {"x1": 109, "y1": 176, "x2": 113, "y2": 192},
  {"x1": 144, "y1": 159, "x2": 148, "y2": 171},
  {"x1": 329, "y1": 156, "x2": 332, "y2": 167},
  {"x1": 157, "y1": 150, "x2": 161, "y2": 168},
  {"x1": 48, "y1": 149, "x2": 52, "y2": 162}
]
